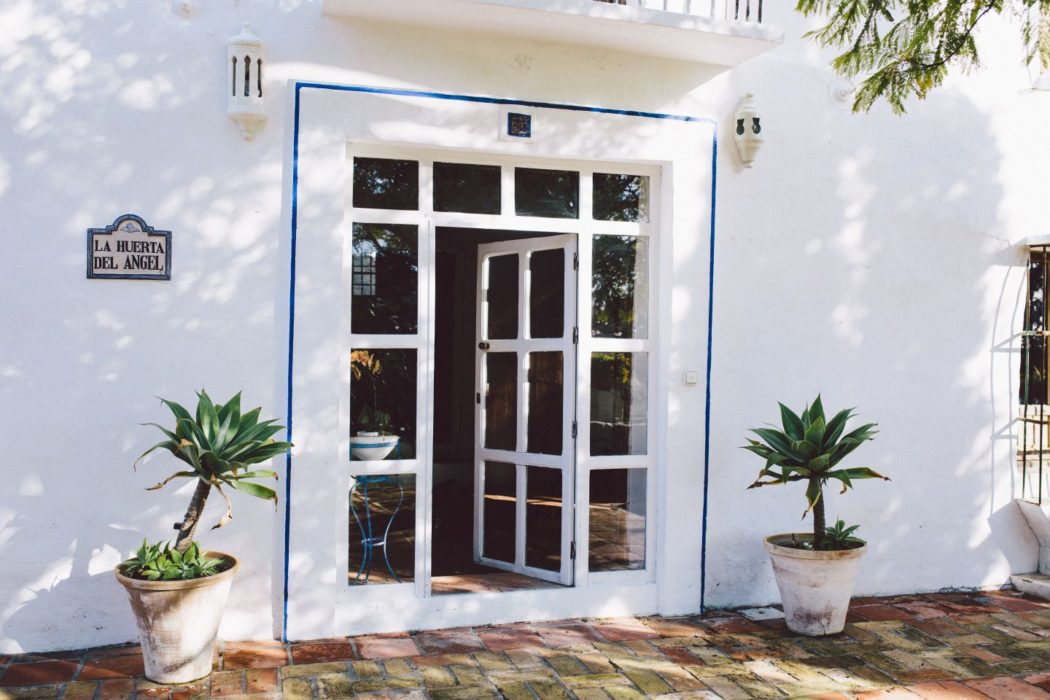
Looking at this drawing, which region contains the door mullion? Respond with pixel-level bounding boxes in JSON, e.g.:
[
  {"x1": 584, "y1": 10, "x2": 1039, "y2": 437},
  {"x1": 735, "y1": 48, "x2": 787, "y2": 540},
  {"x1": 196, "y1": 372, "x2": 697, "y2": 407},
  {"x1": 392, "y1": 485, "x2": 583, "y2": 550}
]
[
  {"x1": 515, "y1": 463, "x2": 527, "y2": 569},
  {"x1": 575, "y1": 230, "x2": 594, "y2": 588}
]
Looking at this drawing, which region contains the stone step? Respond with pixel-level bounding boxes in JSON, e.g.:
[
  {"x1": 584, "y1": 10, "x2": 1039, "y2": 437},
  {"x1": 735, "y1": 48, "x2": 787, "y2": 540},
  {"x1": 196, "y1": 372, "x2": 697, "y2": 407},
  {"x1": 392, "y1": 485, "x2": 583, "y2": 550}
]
[{"x1": 1011, "y1": 572, "x2": 1050, "y2": 600}]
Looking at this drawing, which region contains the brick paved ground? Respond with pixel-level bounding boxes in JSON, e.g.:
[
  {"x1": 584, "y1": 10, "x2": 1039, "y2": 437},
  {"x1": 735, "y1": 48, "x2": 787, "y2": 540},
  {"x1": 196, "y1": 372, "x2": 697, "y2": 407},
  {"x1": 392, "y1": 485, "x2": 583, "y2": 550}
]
[{"x1": 2, "y1": 590, "x2": 1050, "y2": 699}]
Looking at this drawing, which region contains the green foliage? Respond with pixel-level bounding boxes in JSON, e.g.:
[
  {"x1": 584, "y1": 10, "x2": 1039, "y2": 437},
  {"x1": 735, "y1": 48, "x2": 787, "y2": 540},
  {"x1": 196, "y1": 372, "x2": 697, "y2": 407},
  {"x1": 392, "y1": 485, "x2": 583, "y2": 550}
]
[
  {"x1": 744, "y1": 395, "x2": 884, "y2": 507},
  {"x1": 821, "y1": 519, "x2": 867, "y2": 550},
  {"x1": 136, "y1": 390, "x2": 292, "y2": 530},
  {"x1": 796, "y1": 0, "x2": 1050, "y2": 114},
  {"x1": 119, "y1": 540, "x2": 226, "y2": 581},
  {"x1": 743, "y1": 396, "x2": 886, "y2": 548}
]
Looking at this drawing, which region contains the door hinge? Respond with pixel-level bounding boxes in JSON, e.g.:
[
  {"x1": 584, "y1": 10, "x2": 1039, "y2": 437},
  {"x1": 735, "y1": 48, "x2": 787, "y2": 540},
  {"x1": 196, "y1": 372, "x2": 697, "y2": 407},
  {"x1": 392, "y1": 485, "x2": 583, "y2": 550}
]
[
  {"x1": 572, "y1": 420, "x2": 578, "y2": 439},
  {"x1": 476, "y1": 392, "x2": 481, "y2": 405},
  {"x1": 573, "y1": 252, "x2": 579, "y2": 270},
  {"x1": 570, "y1": 541, "x2": 577, "y2": 560},
  {"x1": 572, "y1": 327, "x2": 579, "y2": 345}
]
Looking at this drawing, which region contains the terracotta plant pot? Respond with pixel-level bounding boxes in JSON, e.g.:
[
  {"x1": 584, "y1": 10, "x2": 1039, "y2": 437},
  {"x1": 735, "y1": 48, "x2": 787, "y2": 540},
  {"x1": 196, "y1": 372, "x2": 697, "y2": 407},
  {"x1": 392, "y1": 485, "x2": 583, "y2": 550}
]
[
  {"x1": 764, "y1": 534, "x2": 866, "y2": 636},
  {"x1": 114, "y1": 552, "x2": 239, "y2": 684}
]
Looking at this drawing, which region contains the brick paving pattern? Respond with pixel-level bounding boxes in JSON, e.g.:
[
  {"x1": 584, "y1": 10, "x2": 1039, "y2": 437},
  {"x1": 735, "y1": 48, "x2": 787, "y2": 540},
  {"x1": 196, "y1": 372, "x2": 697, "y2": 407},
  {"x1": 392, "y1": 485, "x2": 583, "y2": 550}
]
[{"x1": 1, "y1": 590, "x2": 1049, "y2": 699}]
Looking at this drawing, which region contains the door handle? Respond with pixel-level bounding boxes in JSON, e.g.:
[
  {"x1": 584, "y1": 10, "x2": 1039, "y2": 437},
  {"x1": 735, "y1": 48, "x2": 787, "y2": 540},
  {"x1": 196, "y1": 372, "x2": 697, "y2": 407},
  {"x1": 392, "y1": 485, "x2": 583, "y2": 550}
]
[{"x1": 478, "y1": 342, "x2": 490, "y2": 351}]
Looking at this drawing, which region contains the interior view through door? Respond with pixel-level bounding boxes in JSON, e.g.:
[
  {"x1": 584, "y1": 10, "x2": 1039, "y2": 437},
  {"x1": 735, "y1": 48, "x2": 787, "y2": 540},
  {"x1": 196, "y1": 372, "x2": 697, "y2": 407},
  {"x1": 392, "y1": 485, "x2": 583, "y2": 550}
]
[{"x1": 431, "y1": 228, "x2": 577, "y2": 594}]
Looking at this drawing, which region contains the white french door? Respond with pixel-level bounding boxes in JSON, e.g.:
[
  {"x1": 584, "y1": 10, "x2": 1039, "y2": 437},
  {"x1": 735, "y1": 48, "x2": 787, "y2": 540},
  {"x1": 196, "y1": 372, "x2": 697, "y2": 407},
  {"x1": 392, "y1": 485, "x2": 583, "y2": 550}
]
[{"x1": 474, "y1": 234, "x2": 578, "y2": 586}]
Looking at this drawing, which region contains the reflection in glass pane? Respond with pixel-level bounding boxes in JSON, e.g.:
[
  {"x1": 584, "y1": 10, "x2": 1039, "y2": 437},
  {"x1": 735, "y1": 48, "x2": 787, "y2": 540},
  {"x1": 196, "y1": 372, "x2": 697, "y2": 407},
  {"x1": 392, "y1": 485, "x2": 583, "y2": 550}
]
[
  {"x1": 589, "y1": 469, "x2": 646, "y2": 571},
  {"x1": 515, "y1": 168, "x2": 579, "y2": 219},
  {"x1": 486, "y1": 254, "x2": 518, "y2": 340},
  {"x1": 434, "y1": 162, "x2": 501, "y2": 215},
  {"x1": 353, "y1": 157, "x2": 419, "y2": 210},
  {"x1": 526, "y1": 467, "x2": 562, "y2": 572},
  {"x1": 349, "y1": 473, "x2": 415, "y2": 584},
  {"x1": 529, "y1": 249, "x2": 564, "y2": 339},
  {"x1": 592, "y1": 235, "x2": 649, "y2": 339},
  {"x1": 593, "y1": 173, "x2": 650, "y2": 222},
  {"x1": 484, "y1": 462, "x2": 516, "y2": 563},
  {"x1": 352, "y1": 224, "x2": 418, "y2": 334},
  {"x1": 591, "y1": 352, "x2": 648, "y2": 456},
  {"x1": 485, "y1": 353, "x2": 517, "y2": 451},
  {"x1": 527, "y1": 352, "x2": 563, "y2": 456},
  {"x1": 350, "y1": 349, "x2": 417, "y2": 460}
]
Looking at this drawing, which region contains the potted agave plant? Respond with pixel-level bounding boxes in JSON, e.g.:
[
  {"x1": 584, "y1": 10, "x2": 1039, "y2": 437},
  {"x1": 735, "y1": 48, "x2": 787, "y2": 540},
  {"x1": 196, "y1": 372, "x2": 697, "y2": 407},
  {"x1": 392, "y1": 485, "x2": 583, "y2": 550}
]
[
  {"x1": 743, "y1": 396, "x2": 887, "y2": 636},
  {"x1": 115, "y1": 390, "x2": 291, "y2": 684}
]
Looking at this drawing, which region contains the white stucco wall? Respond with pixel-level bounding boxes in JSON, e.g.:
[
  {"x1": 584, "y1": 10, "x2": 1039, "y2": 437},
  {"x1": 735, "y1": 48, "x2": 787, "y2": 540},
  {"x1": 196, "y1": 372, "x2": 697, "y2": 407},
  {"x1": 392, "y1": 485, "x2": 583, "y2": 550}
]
[{"x1": 0, "y1": 0, "x2": 1046, "y2": 653}]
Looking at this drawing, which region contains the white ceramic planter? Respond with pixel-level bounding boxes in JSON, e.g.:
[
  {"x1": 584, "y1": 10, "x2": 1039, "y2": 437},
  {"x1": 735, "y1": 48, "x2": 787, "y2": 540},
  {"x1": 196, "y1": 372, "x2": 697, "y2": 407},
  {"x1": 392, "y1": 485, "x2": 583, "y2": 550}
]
[
  {"x1": 350, "y1": 433, "x2": 400, "y2": 460},
  {"x1": 764, "y1": 534, "x2": 866, "y2": 636},
  {"x1": 114, "y1": 552, "x2": 238, "y2": 684}
]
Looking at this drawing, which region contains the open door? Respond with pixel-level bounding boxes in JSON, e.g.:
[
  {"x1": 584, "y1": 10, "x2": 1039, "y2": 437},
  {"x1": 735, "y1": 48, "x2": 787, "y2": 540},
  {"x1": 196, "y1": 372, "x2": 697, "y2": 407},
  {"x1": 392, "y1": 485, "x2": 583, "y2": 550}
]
[{"x1": 474, "y1": 234, "x2": 577, "y2": 586}]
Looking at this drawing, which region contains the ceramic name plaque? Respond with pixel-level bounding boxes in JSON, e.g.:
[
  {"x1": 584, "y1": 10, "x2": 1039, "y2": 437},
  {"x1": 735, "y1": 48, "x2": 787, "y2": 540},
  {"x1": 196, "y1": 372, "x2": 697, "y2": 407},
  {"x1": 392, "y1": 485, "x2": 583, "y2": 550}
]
[{"x1": 87, "y1": 214, "x2": 172, "y2": 280}]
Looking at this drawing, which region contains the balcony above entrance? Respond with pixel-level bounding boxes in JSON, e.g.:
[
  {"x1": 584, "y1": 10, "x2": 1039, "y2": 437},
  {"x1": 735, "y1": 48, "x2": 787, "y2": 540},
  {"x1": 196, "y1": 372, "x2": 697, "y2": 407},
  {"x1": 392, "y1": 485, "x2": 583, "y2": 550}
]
[{"x1": 321, "y1": 0, "x2": 783, "y2": 67}]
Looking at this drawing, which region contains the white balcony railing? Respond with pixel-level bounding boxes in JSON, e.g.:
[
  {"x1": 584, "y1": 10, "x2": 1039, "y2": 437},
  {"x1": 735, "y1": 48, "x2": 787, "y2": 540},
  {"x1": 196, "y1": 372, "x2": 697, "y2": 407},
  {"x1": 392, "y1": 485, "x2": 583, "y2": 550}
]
[
  {"x1": 322, "y1": 0, "x2": 782, "y2": 65},
  {"x1": 595, "y1": 0, "x2": 763, "y2": 23}
]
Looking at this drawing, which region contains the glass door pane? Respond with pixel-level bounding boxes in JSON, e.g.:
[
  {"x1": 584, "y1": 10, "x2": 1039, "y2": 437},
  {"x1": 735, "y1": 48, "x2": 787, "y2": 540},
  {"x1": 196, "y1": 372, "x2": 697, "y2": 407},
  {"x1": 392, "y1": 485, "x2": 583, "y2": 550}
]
[
  {"x1": 526, "y1": 466, "x2": 562, "y2": 572},
  {"x1": 483, "y1": 462, "x2": 516, "y2": 564}
]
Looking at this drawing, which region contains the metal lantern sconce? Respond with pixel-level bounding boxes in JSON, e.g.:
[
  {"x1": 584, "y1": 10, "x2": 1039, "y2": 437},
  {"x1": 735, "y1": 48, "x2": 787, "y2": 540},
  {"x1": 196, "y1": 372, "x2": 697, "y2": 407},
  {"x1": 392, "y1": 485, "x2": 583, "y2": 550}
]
[
  {"x1": 227, "y1": 24, "x2": 265, "y2": 140},
  {"x1": 733, "y1": 93, "x2": 763, "y2": 167}
]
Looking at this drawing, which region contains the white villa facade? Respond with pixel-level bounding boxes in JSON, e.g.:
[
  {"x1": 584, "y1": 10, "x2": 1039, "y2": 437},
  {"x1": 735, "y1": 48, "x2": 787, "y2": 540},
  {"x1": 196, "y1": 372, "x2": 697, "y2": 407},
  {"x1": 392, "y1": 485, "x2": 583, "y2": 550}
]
[{"x1": 2, "y1": 0, "x2": 1049, "y2": 654}]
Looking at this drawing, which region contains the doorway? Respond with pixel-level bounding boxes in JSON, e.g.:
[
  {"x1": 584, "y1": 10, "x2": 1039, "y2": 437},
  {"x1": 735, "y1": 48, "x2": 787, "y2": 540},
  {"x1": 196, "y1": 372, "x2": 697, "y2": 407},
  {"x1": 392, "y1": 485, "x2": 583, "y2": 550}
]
[{"x1": 431, "y1": 228, "x2": 577, "y2": 594}]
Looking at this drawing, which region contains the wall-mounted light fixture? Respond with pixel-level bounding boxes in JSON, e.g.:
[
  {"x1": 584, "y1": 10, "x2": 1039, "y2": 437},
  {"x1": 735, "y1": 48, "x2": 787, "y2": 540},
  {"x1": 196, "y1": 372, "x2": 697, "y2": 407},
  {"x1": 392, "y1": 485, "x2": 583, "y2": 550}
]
[
  {"x1": 227, "y1": 24, "x2": 265, "y2": 140},
  {"x1": 733, "y1": 93, "x2": 763, "y2": 167}
]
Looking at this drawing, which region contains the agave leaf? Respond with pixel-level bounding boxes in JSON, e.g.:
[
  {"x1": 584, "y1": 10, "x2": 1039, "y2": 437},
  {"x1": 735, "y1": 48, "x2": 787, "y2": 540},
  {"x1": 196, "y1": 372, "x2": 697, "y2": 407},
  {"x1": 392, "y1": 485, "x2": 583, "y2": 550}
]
[
  {"x1": 830, "y1": 470, "x2": 853, "y2": 493},
  {"x1": 142, "y1": 422, "x2": 180, "y2": 443},
  {"x1": 196, "y1": 390, "x2": 220, "y2": 444},
  {"x1": 233, "y1": 407, "x2": 263, "y2": 436},
  {"x1": 231, "y1": 469, "x2": 278, "y2": 480},
  {"x1": 742, "y1": 443, "x2": 773, "y2": 459},
  {"x1": 842, "y1": 422, "x2": 879, "y2": 443},
  {"x1": 804, "y1": 479, "x2": 823, "y2": 513},
  {"x1": 228, "y1": 479, "x2": 278, "y2": 506},
  {"x1": 804, "y1": 416, "x2": 826, "y2": 446},
  {"x1": 751, "y1": 428, "x2": 797, "y2": 459},
  {"x1": 134, "y1": 439, "x2": 179, "y2": 469},
  {"x1": 213, "y1": 411, "x2": 235, "y2": 454},
  {"x1": 782, "y1": 464, "x2": 813, "y2": 478},
  {"x1": 800, "y1": 401, "x2": 811, "y2": 425},
  {"x1": 810, "y1": 395, "x2": 825, "y2": 423},
  {"x1": 227, "y1": 421, "x2": 283, "y2": 450},
  {"x1": 833, "y1": 467, "x2": 890, "y2": 482},
  {"x1": 778, "y1": 403, "x2": 805, "y2": 441},
  {"x1": 160, "y1": 397, "x2": 193, "y2": 424},
  {"x1": 217, "y1": 392, "x2": 241, "y2": 430},
  {"x1": 793, "y1": 440, "x2": 818, "y2": 460},
  {"x1": 807, "y1": 454, "x2": 830, "y2": 474},
  {"x1": 765, "y1": 453, "x2": 788, "y2": 469},
  {"x1": 821, "y1": 409, "x2": 853, "y2": 450},
  {"x1": 210, "y1": 483, "x2": 234, "y2": 530},
  {"x1": 177, "y1": 417, "x2": 211, "y2": 452},
  {"x1": 234, "y1": 442, "x2": 293, "y2": 464},
  {"x1": 145, "y1": 470, "x2": 199, "y2": 491},
  {"x1": 175, "y1": 439, "x2": 204, "y2": 474}
]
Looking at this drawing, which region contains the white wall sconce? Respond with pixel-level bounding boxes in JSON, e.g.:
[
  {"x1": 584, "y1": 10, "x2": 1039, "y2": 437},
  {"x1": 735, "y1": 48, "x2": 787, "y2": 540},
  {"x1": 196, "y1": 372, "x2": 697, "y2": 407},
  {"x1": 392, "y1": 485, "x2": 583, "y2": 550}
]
[
  {"x1": 227, "y1": 24, "x2": 265, "y2": 140},
  {"x1": 733, "y1": 93, "x2": 763, "y2": 167}
]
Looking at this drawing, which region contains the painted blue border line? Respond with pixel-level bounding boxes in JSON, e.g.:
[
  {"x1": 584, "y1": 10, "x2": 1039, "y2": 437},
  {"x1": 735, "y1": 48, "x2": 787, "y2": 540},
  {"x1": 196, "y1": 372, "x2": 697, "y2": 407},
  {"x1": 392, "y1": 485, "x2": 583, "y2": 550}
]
[
  {"x1": 282, "y1": 81, "x2": 718, "y2": 638},
  {"x1": 294, "y1": 81, "x2": 717, "y2": 126},
  {"x1": 699, "y1": 128, "x2": 719, "y2": 615},
  {"x1": 281, "y1": 84, "x2": 302, "y2": 643}
]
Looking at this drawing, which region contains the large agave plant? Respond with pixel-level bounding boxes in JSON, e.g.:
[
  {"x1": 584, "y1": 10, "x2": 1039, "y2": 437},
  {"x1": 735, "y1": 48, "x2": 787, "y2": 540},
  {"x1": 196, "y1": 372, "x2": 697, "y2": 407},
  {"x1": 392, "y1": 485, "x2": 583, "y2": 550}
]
[
  {"x1": 136, "y1": 390, "x2": 292, "y2": 553},
  {"x1": 743, "y1": 395, "x2": 886, "y2": 549}
]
